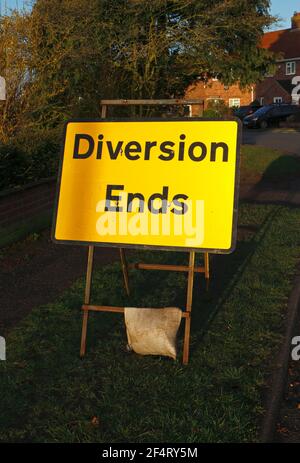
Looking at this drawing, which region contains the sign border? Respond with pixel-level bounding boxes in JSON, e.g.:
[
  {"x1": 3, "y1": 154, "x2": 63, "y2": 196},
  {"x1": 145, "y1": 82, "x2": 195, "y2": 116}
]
[{"x1": 51, "y1": 117, "x2": 242, "y2": 254}]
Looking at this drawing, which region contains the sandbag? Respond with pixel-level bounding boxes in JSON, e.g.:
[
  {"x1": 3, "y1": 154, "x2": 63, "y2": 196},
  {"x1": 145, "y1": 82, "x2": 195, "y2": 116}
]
[{"x1": 124, "y1": 307, "x2": 182, "y2": 359}]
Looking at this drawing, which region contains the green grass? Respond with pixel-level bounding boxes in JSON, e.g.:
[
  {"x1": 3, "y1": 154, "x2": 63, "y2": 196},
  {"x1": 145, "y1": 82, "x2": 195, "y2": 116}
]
[
  {"x1": 241, "y1": 146, "x2": 300, "y2": 182},
  {"x1": 1, "y1": 202, "x2": 300, "y2": 443}
]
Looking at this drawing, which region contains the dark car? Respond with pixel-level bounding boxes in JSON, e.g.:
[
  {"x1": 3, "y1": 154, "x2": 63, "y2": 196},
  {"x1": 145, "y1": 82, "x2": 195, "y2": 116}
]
[
  {"x1": 243, "y1": 104, "x2": 300, "y2": 129},
  {"x1": 234, "y1": 104, "x2": 262, "y2": 120}
]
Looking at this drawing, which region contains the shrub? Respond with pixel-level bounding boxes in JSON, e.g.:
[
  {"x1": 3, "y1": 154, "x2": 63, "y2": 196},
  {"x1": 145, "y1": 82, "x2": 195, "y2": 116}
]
[
  {"x1": 0, "y1": 143, "x2": 28, "y2": 191},
  {"x1": 14, "y1": 128, "x2": 61, "y2": 182},
  {"x1": 203, "y1": 99, "x2": 231, "y2": 118},
  {"x1": 203, "y1": 108, "x2": 221, "y2": 118},
  {"x1": 0, "y1": 127, "x2": 61, "y2": 191}
]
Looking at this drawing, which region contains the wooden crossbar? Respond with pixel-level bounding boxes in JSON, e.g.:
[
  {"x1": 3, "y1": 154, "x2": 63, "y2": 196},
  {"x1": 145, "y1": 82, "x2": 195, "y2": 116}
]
[
  {"x1": 100, "y1": 99, "x2": 204, "y2": 106},
  {"x1": 82, "y1": 304, "x2": 190, "y2": 318},
  {"x1": 79, "y1": 247, "x2": 209, "y2": 363},
  {"x1": 128, "y1": 263, "x2": 205, "y2": 273}
]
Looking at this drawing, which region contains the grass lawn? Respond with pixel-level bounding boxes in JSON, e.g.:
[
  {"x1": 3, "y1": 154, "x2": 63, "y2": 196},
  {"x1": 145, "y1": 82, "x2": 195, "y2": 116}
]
[
  {"x1": 1, "y1": 146, "x2": 300, "y2": 443},
  {"x1": 241, "y1": 145, "x2": 300, "y2": 183}
]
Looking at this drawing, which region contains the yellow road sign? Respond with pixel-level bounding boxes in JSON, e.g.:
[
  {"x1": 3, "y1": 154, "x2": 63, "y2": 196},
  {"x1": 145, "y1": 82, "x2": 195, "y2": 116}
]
[{"x1": 52, "y1": 119, "x2": 241, "y2": 253}]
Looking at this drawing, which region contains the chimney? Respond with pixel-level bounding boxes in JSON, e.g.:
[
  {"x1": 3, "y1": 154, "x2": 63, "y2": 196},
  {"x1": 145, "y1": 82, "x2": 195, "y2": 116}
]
[{"x1": 291, "y1": 11, "x2": 300, "y2": 29}]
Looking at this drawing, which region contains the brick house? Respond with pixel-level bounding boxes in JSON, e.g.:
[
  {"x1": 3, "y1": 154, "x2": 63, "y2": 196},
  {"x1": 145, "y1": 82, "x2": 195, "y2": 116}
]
[
  {"x1": 185, "y1": 78, "x2": 254, "y2": 116},
  {"x1": 256, "y1": 12, "x2": 300, "y2": 105},
  {"x1": 185, "y1": 12, "x2": 300, "y2": 113}
]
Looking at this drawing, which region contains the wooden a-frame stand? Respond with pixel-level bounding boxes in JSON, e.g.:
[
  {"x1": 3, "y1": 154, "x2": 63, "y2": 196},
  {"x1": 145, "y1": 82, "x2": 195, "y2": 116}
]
[{"x1": 80, "y1": 98, "x2": 209, "y2": 365}]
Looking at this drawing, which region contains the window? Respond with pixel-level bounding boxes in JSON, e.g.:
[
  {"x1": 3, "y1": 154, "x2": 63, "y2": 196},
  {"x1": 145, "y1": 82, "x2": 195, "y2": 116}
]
[
  {"x1": 273, "y1": 97, "x2": 283, "y2": 104},
  {"x1": 286, "y1": 61, "x2": 296, "y2": 75},
  {"x1": 184, "y1": 105, "x2": 192, "y2": 116},
  {"x1": 229, "y1": 98, "x2": 240, "y2": 108}
]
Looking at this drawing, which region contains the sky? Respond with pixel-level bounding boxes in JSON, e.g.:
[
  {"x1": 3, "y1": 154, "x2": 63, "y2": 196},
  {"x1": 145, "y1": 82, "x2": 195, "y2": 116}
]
[
  {"x1": 270, "y1": 0, "x2": 300, "y2": 30},
  {"x1": 1, "y1": 0, "x2": 30, "y2": 14},
  {"x1": 1, "y1": 0, "x2": 300, "y2": 31}
]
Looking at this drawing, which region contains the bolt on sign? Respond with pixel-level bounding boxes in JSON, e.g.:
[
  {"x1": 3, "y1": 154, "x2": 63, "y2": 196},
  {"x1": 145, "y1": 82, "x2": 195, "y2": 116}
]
[{"x1": 53, "y1": 119, "x2": 241, "y2": 253}]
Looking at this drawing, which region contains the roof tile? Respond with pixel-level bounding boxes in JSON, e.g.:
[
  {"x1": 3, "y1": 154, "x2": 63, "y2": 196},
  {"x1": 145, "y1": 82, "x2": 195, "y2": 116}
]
[{"x1": 261, "y1": 28, "x2": 300, "y2": 60}]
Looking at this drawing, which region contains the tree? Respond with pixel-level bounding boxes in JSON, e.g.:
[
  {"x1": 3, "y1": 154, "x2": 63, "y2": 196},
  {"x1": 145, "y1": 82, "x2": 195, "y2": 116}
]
[
  {"x1": 99, "y1": 0, "x2": 276, "y2": 100},
  {"x1": 0, "y1": 12, "x2": 31, "y2": 142},
  {"x1": 0, "y1": 0, "x2": 276, "y2": 139},
  {"x1": 25, "y1": 0, "x2": 109, "y2": 126}
]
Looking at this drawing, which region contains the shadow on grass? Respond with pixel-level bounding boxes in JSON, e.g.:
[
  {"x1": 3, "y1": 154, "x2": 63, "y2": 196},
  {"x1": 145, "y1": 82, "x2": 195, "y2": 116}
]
[
  {"x1": 119, "y1": 204, "x2": 282, "y2": 359},
  {"x1": 242, "y1": 154, "x2": 300, "y2": 208},
  {"x1": 261, "y1": 155, "x2": 300, "y2": 183},
  {"x1": 0, "y1": 202, "x2": 296, "y2": 443},
  {"x1": 74, "y1": 204, "x2": 278, "y2": 370},
  {"x1": 2, "y1": 144, "x2": 300, "y2": 442}
]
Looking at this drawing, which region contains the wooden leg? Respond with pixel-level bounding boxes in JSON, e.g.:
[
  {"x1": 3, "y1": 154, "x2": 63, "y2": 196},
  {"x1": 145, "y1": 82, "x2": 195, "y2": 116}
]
[
  {"x1": 80, "y1": 308, "x2": 89, "y2": 357},
  {"x1": 204, "y1": 252, "x2": 210, "y2": 291},
  {"x1": 120, "y1": 248, "x2": 130, "y2": 296},
  {"x1": 101, "y1": 104, "x2": 107, "y2": 118},
  {"x1": 183, "y1": 251, "x2": 195, "y2": 365},
  {"x1": 183, "y1": 314, "x2": 191, "y2": 365},
  {"x1": 80, "y1": 245, "x2": 94, "y2": 357}
]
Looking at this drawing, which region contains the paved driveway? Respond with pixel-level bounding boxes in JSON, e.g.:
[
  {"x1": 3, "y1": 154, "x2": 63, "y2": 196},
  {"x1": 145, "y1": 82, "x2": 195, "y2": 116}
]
[{"x1": 243, "y1": 128, "x2": 300, "y2": 155}]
